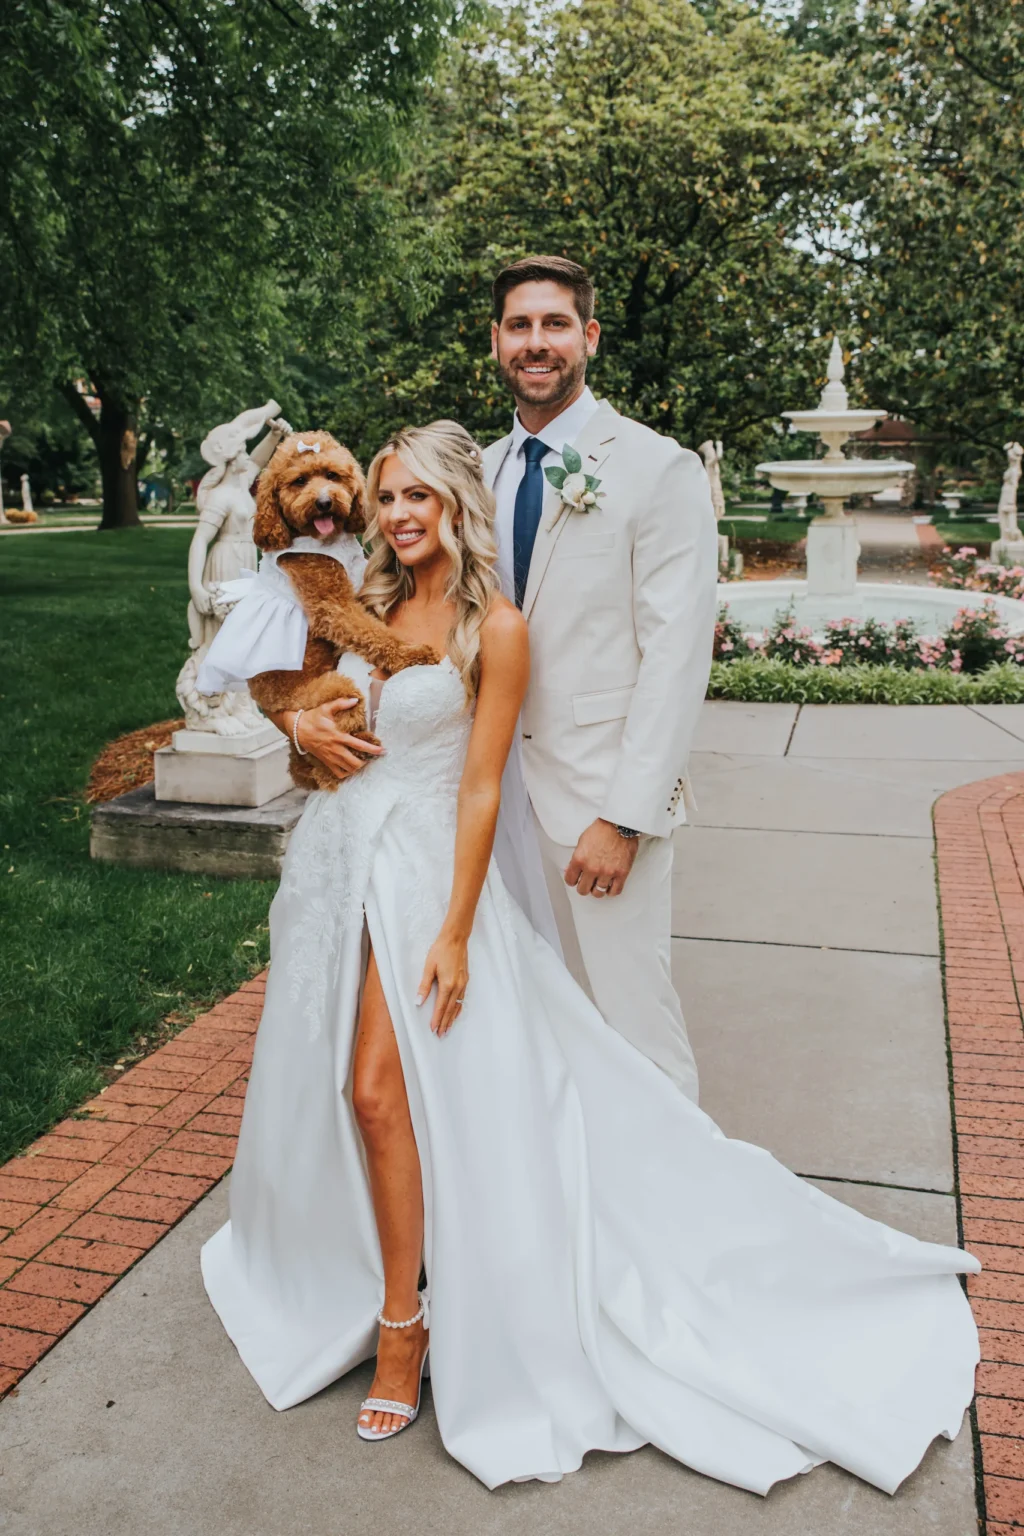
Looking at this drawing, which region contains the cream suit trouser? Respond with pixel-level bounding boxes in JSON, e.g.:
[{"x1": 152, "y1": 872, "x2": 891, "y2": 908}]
[{"x1": 531, "y1": 813, "x2": 699, "y2": 1104}]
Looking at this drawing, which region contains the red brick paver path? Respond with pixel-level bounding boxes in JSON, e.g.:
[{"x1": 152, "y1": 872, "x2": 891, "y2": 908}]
[
  {"x1": 937, "y1": 772, "x2": 1024, "y2": 1532},
  {"x1": 915, "y1": 520, "x2": 946, "y2": 555},
  {"x1": 0, "y1": 972, "x2": 265, "y2": 1397}
]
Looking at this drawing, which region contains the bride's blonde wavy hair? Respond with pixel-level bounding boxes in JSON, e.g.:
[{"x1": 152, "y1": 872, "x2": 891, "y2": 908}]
[{"x1": 362, "y1": 421, "x2": 500, "y2": 702}]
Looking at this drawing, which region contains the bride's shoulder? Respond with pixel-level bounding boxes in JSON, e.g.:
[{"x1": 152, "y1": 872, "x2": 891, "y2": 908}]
[
  {"x1": 482, "y1": 594, "x2": 527, "y2": 642},
  {"x1": 480, "y1": 596, "x2": 529, "y2": 671}
]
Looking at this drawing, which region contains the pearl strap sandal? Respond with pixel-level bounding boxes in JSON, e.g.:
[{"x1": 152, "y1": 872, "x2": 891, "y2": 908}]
[{"x1": 357, "y1": 1292, "x2": 430, "y2": 1442}]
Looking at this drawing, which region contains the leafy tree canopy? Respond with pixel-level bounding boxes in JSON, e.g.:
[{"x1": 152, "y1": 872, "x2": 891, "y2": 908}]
[
  {"x1": 308, "y1": 0, "x2": 857, "y2": 463},
  {"x1": 847, "y1": 0, "x2": 1024, "y2": 455},
  {"x1": 0, "y1": 0, "x2": 465, "y2": 524}
]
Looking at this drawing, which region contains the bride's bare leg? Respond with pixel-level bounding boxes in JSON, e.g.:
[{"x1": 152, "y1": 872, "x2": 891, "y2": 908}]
[{"x1": 352, "y1": 944, "x2": 428, "y2": 1436}]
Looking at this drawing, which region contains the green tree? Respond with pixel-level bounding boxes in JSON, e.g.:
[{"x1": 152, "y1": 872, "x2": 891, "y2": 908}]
[
  {"x1": 312, "y1": 0, "x2": 856, "y2": 463},
  {"x1": 0, "y1": 0, "x2": 463, "y2": 527},
  {"x1": 801, "y1": 0, "x2": 1024, "y2": 457},
  {"x1": 0, "y1": 393, "x2": 98, "y2": 505}
]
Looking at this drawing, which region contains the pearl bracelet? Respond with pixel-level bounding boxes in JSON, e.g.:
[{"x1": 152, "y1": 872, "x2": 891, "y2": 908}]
[{"x1": 292, "y1": 708, "x2": 309, "y2": 757}]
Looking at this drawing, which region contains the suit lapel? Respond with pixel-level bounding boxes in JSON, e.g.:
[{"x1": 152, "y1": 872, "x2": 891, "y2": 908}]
[
  {"x1": 483, "y1": 433, "x2": 514, "y2": 491},
  {"x1": 522, "y1": 401, "x2": 620, "y2": 621}
]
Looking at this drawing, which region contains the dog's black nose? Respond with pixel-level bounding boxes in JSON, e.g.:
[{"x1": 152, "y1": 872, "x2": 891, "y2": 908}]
[{"x1": 315, "y1": 489, "x2": 333, "y2": 513}]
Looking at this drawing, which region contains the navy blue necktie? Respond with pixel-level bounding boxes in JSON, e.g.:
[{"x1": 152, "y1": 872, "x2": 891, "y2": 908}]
[{"x1": 512, "y1": 437, "x2": 548, "y2": 610}]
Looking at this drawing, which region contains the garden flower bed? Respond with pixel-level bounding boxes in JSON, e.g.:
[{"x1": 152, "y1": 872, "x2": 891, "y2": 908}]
[
  {"x1": 932, "y1": 546, "x2": 1024, "y2": 601},
  {"x1": 711, "y1": 598, "x2": 1024, "y2": 703},
  {"x1": 715, "y1": 601, "x2": 1024, "y2": 673}
]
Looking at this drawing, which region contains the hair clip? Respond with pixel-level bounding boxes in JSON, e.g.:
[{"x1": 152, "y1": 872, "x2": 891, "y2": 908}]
[{"x1": 468, "y1": 447, "x2": 480, "y2": 459}]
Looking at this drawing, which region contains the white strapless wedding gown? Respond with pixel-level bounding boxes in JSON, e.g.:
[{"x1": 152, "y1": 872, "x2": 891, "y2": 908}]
[{"x1": 201, "y1": 655, "x2": 979, "y2": 1494}]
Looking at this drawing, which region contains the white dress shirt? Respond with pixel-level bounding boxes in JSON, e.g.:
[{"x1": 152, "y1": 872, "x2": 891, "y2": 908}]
[{"x1": 492, "y1": 385, "x2": 600, "y2": 599}]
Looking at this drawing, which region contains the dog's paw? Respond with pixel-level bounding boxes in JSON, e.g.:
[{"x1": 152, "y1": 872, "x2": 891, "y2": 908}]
[{"x1": 402, "y1": 644, "x2": 441, "y2": 669}]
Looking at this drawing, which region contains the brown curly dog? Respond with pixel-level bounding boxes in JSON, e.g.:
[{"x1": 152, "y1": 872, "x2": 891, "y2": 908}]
[{"x1": 247, "y1": 431, "x2": 437, "y2": 792}]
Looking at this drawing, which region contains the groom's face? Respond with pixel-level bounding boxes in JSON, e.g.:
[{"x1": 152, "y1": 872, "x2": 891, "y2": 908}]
[{"x1": 491, "y1": 281, "x2": 600, "y2": 412}]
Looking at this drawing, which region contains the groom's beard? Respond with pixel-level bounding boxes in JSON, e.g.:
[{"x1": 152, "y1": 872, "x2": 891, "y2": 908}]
[{"x1": 497, "y1": 349, "x2": 588, "y2": 414}]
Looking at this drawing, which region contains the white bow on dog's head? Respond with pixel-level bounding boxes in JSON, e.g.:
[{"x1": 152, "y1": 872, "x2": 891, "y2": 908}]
[{"x1": 296, "y1": 439, "x2": 321, "y2": 455}]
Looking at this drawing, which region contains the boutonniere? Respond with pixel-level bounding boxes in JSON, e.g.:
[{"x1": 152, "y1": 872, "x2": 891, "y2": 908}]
[{"x1": 544, "y1": 444, "x2": 603, "y2": 513}]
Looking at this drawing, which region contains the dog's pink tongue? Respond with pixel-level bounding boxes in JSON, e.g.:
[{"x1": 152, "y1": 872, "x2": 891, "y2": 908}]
[{"x1": 313, "y1": 515, "x2": 336, "y2": 536}]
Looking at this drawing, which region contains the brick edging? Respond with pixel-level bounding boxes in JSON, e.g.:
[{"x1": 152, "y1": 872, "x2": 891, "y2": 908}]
[
  {"x1": 0, "y1": 974, "x2": 264, "y2": 1395},
  {"x1": 936, "y1": 772, "x2": 1024, "y2": 1532}
]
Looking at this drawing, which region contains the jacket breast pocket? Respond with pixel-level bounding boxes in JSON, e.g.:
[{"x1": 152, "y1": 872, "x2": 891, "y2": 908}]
[
  {"x1": 555, "y1": 532, "x2": 617, "y2": 560},
  {"x1": 572, "y1": 686, "x2": 634, "y2": 727}
]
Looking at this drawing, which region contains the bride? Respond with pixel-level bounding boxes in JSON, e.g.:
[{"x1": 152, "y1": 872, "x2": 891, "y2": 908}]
[{"x1": 201, "y1": 419, "x2": 979, "y2": 1495}]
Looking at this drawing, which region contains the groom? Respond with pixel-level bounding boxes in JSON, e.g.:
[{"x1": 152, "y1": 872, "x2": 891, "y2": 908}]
[{"x1": 483, "y1": 255, "x2": 718, "y2": 1102}]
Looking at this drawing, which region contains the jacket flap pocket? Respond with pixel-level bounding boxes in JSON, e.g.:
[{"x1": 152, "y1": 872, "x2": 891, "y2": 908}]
[
  {"x1": 572, "y1": 686, "x2": 634, "y2": 727},
  {"x1": 555, "y1": 532, "x2": 616, "y2": 559}
]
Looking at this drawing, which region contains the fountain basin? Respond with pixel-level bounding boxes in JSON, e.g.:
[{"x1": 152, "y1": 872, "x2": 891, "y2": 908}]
[
  {"x1": 783, "y1": 408, "x2": 886, "y2": 438},
  {"x1": 717, "y1": 580, "x2": 1024, "y2": 639},
  {"x1": 754, "y1": 458, "x2": 916, "y2": 501}
]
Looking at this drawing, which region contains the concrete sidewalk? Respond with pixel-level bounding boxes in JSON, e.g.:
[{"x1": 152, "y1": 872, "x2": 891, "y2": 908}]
[{"x1": 6, "y1": 702, "x2": 1024, "y2": 1535}]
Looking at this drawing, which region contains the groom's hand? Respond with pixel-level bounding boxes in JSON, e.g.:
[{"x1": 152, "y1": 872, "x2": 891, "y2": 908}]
[{"x1": 565, "y1": 819, "x2": 638, "y2": 898}]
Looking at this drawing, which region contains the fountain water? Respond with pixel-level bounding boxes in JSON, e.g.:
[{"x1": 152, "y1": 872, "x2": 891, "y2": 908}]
[{"x1": 718, "y1": 339, "x2": 1024, "y2": 637}]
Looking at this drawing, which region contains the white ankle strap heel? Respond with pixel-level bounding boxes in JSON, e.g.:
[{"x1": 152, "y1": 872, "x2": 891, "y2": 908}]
[{"x1": 357, "y1": 1292, "x2": 430, "y2": 1442}]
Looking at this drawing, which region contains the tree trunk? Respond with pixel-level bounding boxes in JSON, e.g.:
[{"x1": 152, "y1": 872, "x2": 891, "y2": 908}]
[{"x1": 96, "y1": 396, "x2": 143, "y2": 529}]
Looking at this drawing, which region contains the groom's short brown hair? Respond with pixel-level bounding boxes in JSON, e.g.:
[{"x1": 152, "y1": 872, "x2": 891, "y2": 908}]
[{"x1": 492, "y1": 256, "x2": 595, "y2": 326}]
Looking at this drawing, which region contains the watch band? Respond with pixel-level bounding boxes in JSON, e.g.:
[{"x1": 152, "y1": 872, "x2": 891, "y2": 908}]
[{"x1": 615, "y1": 824, "x2": 639, "y2": 840}]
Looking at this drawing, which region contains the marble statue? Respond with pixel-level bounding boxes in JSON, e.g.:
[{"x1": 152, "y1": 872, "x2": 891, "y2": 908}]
[
  {"x1": 698, "y1": 439, "x2": 727, "y2": 520},
  {"x1": 998, "y1": 442, "x2": 1023, "y2": 543},
  {"x1": 0, "y1": 420, "x2": 10, "y2": 524},
  {"x1": 699, "y1": 439, "x2": 740, "y2": 576},
  {"x1": 20, "y1": 473, "x2": 32, "y2": 513},
  {"x1": 175, "y1": 401, "x2": 291, "y2": 735}
]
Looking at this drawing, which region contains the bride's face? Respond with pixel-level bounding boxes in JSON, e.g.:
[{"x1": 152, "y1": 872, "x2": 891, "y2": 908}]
[{"x1": 376, "y1": 453, "x2": 449, "y2": 569}]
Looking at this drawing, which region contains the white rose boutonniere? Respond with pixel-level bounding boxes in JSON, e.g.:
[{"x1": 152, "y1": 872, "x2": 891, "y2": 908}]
[{"x1": 544, "y1": 444, "x2": 603, "y2": 513}]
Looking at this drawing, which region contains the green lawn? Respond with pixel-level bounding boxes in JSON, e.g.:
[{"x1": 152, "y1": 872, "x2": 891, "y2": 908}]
[
  {"x1": 931, "y1": 521, "x2": 995, "y2": 548},
  {"x1": 719, "y1": 517, "x2": 808, "y2": 544},
  {"x1": 0, "y1": 532, "x2": 272, "y2": 1162}
]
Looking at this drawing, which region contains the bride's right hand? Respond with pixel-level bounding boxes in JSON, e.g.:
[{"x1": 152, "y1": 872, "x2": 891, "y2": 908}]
[{"x1": 292, "y1": 698, "x2": 384, "y2": 780}]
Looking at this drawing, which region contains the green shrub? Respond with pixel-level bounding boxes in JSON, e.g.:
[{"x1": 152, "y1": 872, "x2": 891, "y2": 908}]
[{"x1": 706, "y1": 660, "x2": 1024, "y2": 704}]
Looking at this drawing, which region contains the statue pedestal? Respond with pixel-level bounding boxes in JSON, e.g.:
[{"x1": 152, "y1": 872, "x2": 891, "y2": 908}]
[
  {"x1": 91, "y1": 784, "x2": 305, "y2": 880},
  {"x1": 154, "y1": 724, "x2": 291, "y2": 808},
  {"x1": 806, "y1": 520, "x2": 860, "y2": 598},
  {"x1": 991, "y1": 538, "x2": 1024, "y2": 568},
  {"x1": 170, "y1": 722, "x2": 281, "y2": 755}
]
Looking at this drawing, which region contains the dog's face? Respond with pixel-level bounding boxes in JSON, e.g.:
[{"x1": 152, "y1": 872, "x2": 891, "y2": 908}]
[{"x1": 253, "y1": 433, "x2": 366, "y2": 551}]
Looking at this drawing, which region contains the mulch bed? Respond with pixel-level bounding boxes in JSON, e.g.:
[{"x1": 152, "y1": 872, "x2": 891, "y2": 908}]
[
  {"x1": 84, "y1": 720, "x2": 185, "y2": 804},
  {"x1": 731, "y1": 537, "x2": 806, "y2": 583}
]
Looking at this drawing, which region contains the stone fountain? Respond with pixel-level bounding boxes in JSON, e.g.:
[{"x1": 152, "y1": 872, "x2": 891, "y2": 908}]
[{"x1": 719, "y1": 339, "x2": 1024, "y2": 637}]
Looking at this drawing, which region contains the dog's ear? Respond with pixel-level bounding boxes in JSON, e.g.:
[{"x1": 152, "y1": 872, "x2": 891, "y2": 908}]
[
  {"x1": 253, "y1": 460, "x2": 293, "y2": 551},
  {"x1": 345, "y1": 462, "x2": 368, "y2": 535}
]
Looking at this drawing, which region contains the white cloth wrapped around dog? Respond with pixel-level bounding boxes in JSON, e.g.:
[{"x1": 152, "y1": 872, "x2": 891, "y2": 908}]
[{"x1": 196, "y1": 536, "x2": 368, "y2": 694}]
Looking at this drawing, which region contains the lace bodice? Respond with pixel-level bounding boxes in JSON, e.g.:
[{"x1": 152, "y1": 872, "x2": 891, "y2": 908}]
[{"x1": 340, "y1": 653, "x2": 472, "y2": 792}]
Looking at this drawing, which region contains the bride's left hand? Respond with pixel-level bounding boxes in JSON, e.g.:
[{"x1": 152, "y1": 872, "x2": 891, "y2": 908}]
[{"x1": 417, "y1": 930, "x2": 469, "y2": 1037}]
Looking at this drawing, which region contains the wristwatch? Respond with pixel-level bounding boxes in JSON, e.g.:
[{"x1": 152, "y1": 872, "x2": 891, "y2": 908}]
[{"x1": 614, "y1": 824, "x2": 640, "y2": 840}]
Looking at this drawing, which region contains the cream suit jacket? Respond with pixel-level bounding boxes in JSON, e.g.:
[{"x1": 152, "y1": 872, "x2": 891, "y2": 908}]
[{"x1": 483, "y1": 399, "x2": 719, "y2": 844}]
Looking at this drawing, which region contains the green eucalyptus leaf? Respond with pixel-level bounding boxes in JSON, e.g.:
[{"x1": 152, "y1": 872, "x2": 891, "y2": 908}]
[
  {"x1": 585, "y1": 475, "x2": 602, "y2": 491},
  {"x1": 545, "y1": 466, "x2": 567, "y2": 489},
  {"x1": 562, "y1": 445, "x2": 583, "y2": 475}
]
